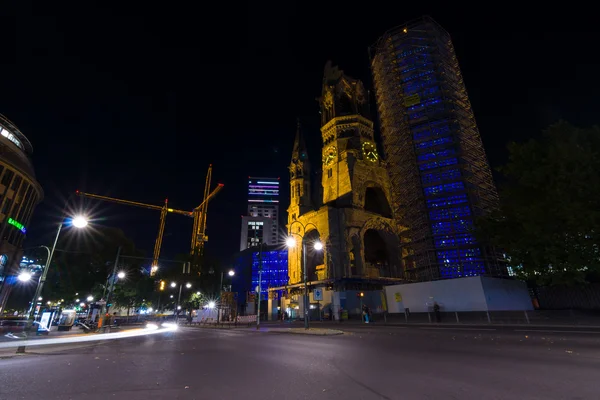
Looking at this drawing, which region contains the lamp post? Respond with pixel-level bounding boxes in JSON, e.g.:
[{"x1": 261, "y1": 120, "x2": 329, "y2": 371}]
[
  {"x1": 286, "y1": 221, "x2": 323, "y2": 330},
  {"x1": 26, "y1": 215, "x2": 89, "y2": 328},
  {"x1": 217, "y1": 270, "x2": 234, "y2": 323},
  {"x1": 172, "y1": 281, "x2": 192, "y2": 322}
]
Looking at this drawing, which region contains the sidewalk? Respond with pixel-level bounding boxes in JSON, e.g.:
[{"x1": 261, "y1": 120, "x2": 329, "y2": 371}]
[{"x1": 256, "y1": 319, "x2": 600, "y2": 332}]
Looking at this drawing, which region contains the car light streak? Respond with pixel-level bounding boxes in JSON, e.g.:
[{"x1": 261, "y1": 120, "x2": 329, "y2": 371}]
[{"x1": 0, "y1": 325, "x2": 177, "y2": 349}]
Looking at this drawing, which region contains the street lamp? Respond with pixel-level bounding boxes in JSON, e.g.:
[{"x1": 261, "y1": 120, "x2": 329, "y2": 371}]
[
  {"x1": 87, "y1": 295, "x2": 94, "y2": 302},
  {"x1": 171, "y1": 281, "x2": 192, "y2": 322},
  {"x1": 117, "y1": 271, "x2": 126, "y2": 279},
  {"x1": 217, "y1": 269, "x2": 234, "y2": 323},
  {"x1": 18, "y1": 271, "x2": 31, "y2": 282},
  {"x1": 286, "y1": 221, "x2": 323, "y2": 330},
  {"x1": 26, "y1": 214, "x2": 89, "y2": 325},
  {"x1": 71, "y1": 216, "x2": 88, "y2": 228}
]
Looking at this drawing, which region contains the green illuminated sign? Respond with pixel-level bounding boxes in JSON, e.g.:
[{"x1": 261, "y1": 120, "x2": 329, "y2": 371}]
[{"x1": 7, "y1": 217, "x2": 26, "y2": 233}]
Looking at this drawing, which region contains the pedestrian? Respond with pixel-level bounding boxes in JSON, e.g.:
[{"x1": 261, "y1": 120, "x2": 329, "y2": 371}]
[
  {"x1": 362, "y1": 304, "x2": 370, "y2": 323},
  {"x1": 186, "y1": 313, "x2": 193, "y2": 325},
  {"x1": 433, "y1": 301, "x2": 441, "y2": 323}
]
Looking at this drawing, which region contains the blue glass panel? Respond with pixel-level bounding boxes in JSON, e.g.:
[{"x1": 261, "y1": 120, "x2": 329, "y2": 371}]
[
  {"x1": 431, "y1": 220, "x2": 473, "y2": 235},
  {"x1": 426, "y1": 194, "x2": 468, "y2": 208},
  {"x1": 418, "y1": 149, "x2": 456, "y2": 162},
  {"x1": 429, "y1": 205, "x2": 471, "y2": 221},
  {"x1": 434, "y1": 233, "x2": 476, "y2": 247},
  {"x1": 251, "y1": 249, "x2": 289, "y2": 298},
  {"x1": 415, "y1": 136, "x2": 453, "y2": 151},
  {"x1": 421, "y1": 168, "x2": 461, "y2": 185},
  {"x1": 423, "y1": 181, "x2": 464, "y2": 196},
  {"x1": 419, "y1": 157, "x2": 458, "y2": 171}
]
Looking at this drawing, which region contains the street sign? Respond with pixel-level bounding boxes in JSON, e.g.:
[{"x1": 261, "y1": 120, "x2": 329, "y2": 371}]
[{"x1": 313, "y1": 288, "x2": 323, "y2": 301}]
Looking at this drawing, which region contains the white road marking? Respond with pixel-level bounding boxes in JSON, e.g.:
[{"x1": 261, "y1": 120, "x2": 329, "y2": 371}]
[
  {"x1": 419, "y1": 327, "x2": 497, "y2": 331},
  {"x1": 514, "y1": 329, "x2": 600, "y2": 334}
]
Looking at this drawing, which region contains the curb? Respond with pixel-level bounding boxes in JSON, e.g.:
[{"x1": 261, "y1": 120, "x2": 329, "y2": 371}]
[{"x1": 265, "y1": 328, "x2": 344, "y2": 336}]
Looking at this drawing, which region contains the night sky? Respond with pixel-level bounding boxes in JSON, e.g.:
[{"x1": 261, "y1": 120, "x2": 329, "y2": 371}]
[{"x1": 2, "y1": 3, "x2": 598, "y2": 267}]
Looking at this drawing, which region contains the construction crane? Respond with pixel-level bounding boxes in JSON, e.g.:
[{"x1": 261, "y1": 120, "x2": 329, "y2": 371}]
[{"x1": 76, "y1": 166, "x2": 223, "y2": 276}]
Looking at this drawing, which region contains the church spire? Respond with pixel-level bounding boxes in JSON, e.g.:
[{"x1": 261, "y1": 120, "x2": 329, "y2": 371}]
[
  {"x1": 291, "y1": 118, "x2": 308, "y2": 163},
  {"x1": 288, "y1": 118, "x2": 312, "y2": 220}
]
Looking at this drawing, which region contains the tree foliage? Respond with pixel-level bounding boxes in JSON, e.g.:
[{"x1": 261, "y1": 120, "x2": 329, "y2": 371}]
[
  {"x1": 41, "y1": 225, "x2": 145, "y2": 302},
  {"x1": 480, "y1": 121, "x2": 600, "y2": 284}
]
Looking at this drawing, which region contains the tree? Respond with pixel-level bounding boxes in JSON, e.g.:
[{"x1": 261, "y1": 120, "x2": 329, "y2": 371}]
[
  {"x1": 41, "y1": 226, "x2": 145, "y2": 303},
  {"x1": 479, "y1": 121, "x2": 600, "y2": 285}
]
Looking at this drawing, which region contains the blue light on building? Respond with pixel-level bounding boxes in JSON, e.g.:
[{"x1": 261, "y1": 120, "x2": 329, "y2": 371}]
[{"x1": 251, "y1": 249, "x2": 288, "y2": 300}]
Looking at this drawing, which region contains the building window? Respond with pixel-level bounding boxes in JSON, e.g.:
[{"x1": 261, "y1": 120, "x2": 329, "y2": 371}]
[
  {"x1": 10, "y1": 175, "x2": 22, "y2": 191},
  {"x1": 328, "y1": 169, "x2": 332, "y2": 178},
  {"x1": 1, "y1": 169, "x2": 14, "y2": 187},
  {"x1": 2, "y1": 198, "x2": 12, "y2": 215}
]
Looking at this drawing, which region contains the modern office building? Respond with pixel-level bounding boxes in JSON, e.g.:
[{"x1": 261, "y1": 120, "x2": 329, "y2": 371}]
[
  {"x1": 232, "y1": 245, "x2": 288, "y2": 317},
  {"x1": 0, "y1": 114, "x2": 44, "y2": 311},
  {"x1": 370, "y1": 16, "x2": 503, "y2": 281},
  {"x1": 239, "y1": 177, "x2": 280, "y2": 250}
]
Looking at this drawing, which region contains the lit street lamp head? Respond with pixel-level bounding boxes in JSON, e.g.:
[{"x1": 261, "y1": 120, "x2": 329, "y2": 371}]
[
  {"x1": 186, "y1": 283, "x2": 192, "y2": 289},
  {"x1": 228, "y1": 270, "x2": 235, "y2": 277},
  {"x1": 86, "y1": 295, "x2": 93, "y2": 302},
  {"x1": 71, "y1": 216, "x2": 89, "y2": 228},
  {"x1": 207, "y1": 301, "x2": 216, "y2": 309},
  {"x1": 314, "y1": 241, "x2": 323, "y2": 251},
  {"x1": 285, "y1": 237, "x2": 296, "y2": 248},
  {"x1": 170, "y1": 282, "x2": 177, "y2": 288},
  {"x1": 117, "y1": 271, "x2": 126, "y2": 279},
  {"x1": 18, "y1": 271, "x2": 31, "y2": 282}
]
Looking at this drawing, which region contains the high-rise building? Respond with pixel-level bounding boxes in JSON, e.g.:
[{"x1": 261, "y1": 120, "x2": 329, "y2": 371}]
[
  {"x1": 0, "y1": 114, "x2": 43, "y2": 311},
  {"x1": 370, "y1": 16, "x2": 503, "y2": 281},
  {"x1": 239, "y1": 177, "x2": 280, "y2": 250}
]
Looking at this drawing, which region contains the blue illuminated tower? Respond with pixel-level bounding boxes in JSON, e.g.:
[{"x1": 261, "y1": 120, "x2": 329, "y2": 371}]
[{"x1": 370, "y1": 16, "x2": 503, "y2": 280}]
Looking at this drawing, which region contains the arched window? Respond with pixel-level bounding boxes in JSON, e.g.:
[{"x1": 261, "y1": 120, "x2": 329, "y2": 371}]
[{"x1": 364, "y1": 187, "x2": 392, "y2": 218}]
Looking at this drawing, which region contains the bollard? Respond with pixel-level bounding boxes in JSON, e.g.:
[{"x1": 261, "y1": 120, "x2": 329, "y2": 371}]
[
  {"x1": 486, "y1": 311, "x2": 491, "y2": 324},
  {"x1": 524, "y1": 310, "x2": 530, "y2": 324},
  {"x1": 455, "y1": 312, "x2": 459, "y2": 323},
  {"x1": 428, "y1": 312, "x2": 431, "y2": 323}
]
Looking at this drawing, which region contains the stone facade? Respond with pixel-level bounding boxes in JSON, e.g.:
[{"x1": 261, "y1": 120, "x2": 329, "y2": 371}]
[{"x1": 286, "y1": 62, "x2": 404, "y2": 289}]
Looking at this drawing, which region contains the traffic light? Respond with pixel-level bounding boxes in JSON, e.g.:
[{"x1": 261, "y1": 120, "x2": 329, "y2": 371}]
[
  {"x1": 356, "y1": 292, "x2": 364, "y2": 298},
  {"x1": 159, "y1": 280, "x2": 165, "y2": 291}
]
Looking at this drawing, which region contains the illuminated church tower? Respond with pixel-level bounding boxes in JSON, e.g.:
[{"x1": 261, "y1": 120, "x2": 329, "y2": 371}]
[{"x1": 279, "y1": 62, "x2": 403, "y2": 320}]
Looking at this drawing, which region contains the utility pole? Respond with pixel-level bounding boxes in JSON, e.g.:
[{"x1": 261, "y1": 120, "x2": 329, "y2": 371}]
[
  {"x1": 102, "y1": 246, "x2": 121, "y2": 331},
  {"x1": 303, "y1": 241, "x2": 309, "y2": 330},
  {"x1": 256, "y1": 242, "x2": 262, "y2": 330}
]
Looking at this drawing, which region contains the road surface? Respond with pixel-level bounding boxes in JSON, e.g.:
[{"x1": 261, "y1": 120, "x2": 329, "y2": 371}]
[{"x1": 1, "y1": 323, "x2": 599, "y2": 399}]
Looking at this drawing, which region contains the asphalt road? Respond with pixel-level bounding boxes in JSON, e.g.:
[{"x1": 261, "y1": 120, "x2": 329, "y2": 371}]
[{"x1": 1, "y1": 324, "x2": 599, "y2": 400}]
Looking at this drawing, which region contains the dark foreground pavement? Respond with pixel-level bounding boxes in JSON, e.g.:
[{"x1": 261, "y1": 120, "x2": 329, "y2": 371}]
[{"x1": 1, "y1": 324, "x2": 599, "y2": 400}]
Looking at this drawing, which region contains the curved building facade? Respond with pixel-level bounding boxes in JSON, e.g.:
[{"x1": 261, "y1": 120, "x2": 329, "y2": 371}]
[{"x1": 0, "y1": 114, "x2": 43, "y2": 310}]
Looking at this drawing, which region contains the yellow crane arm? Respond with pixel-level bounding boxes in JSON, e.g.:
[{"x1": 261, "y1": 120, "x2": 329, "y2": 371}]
[
  {"x1": 194, "y1": 183, "x2": 224, "y2": 211},
  {"x1": 75, "y1": 190, "x2": 192, "y2": 216}
]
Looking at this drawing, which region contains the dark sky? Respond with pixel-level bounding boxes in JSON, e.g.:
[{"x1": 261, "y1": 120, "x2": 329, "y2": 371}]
[{"x1": 2, "y1": 2, "x2": 598, "y2": 267}]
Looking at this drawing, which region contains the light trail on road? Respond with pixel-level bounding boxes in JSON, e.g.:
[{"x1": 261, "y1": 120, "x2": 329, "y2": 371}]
[{"x1": 0, "y1": 324, "x2": 177, "y2": 349}]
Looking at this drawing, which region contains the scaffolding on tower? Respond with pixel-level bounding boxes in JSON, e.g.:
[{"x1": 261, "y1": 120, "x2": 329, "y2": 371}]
[{"x1": 369, "y1": 16, "x2": 502, "y2": 282}]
